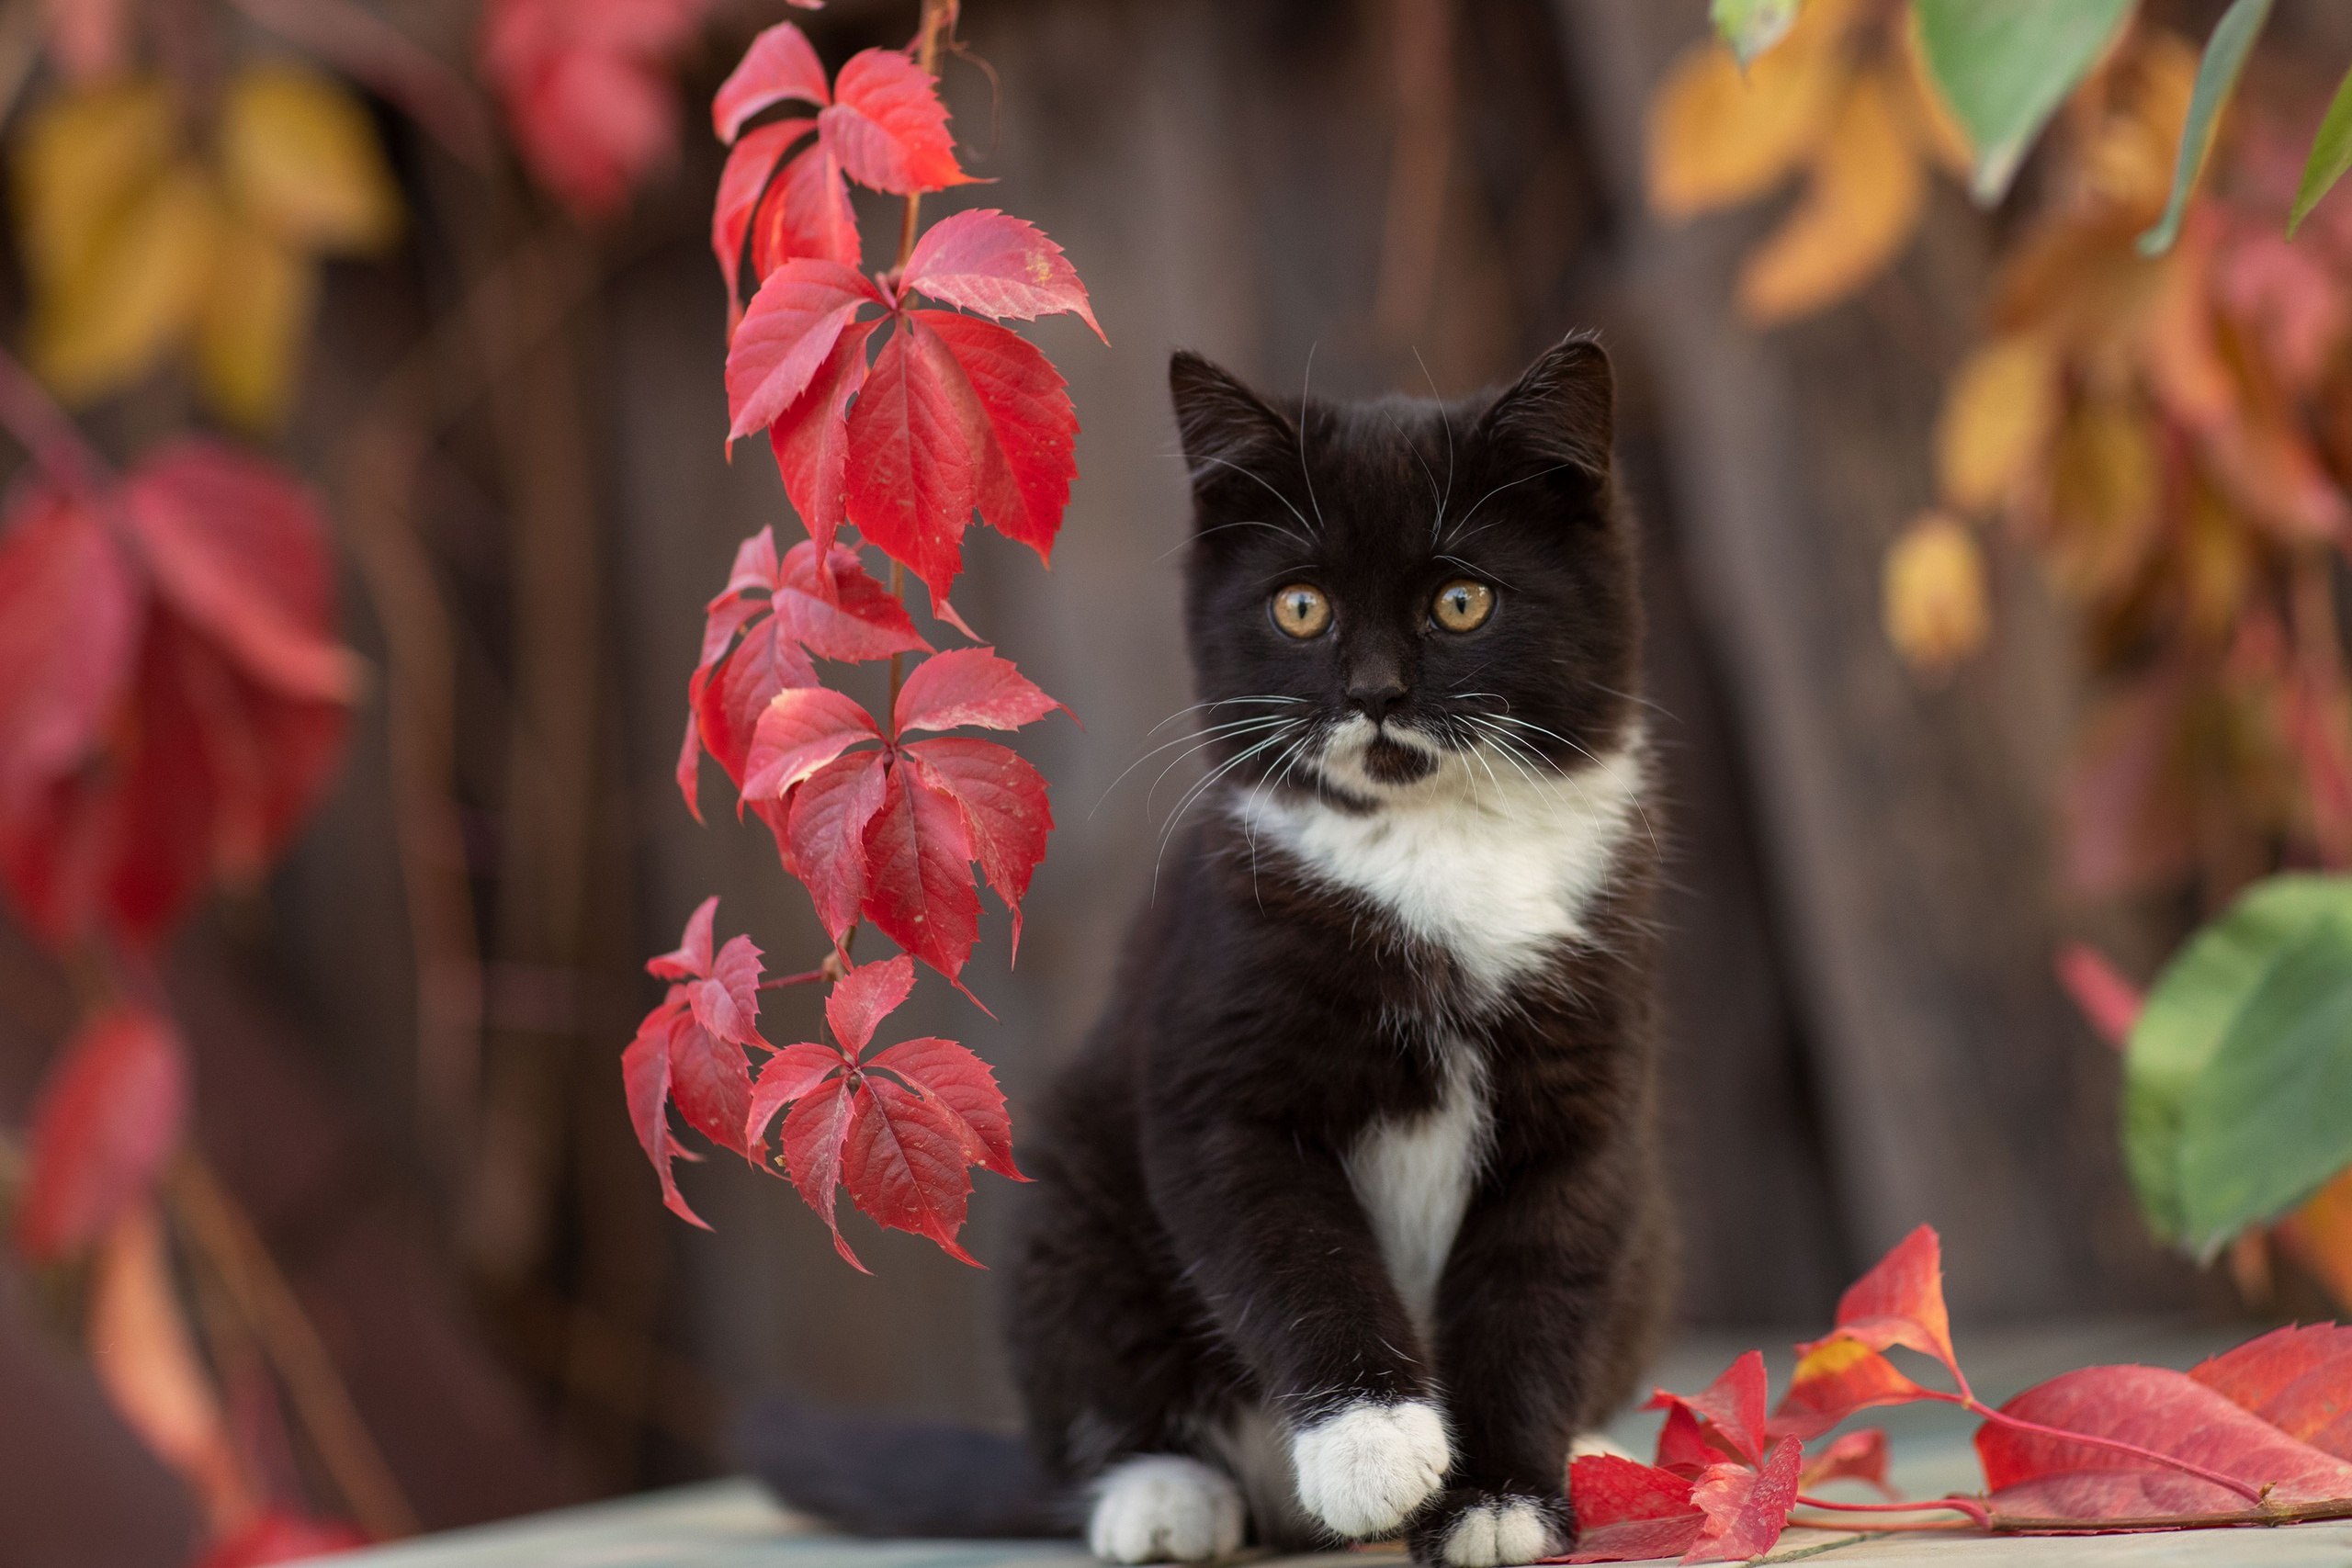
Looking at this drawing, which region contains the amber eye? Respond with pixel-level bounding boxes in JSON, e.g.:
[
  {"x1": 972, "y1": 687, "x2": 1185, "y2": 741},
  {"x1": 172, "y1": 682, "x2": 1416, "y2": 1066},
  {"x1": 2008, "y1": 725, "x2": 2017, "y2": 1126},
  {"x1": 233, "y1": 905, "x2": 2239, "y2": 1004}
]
[
  {"x1": 1432, "y1": 579, "x2": 1495, "y2": 632},
  {"x1": 1270, "y1": 584, "x2": 1332, "y2": 638}
]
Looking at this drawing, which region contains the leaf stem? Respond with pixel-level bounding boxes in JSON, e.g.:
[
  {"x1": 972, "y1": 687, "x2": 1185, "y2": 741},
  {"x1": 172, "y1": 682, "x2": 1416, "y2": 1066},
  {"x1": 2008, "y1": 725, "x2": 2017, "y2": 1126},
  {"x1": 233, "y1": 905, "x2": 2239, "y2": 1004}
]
[
  {"x1": 758, "y1": 967, "x2": 831, "y2": 990},
  {"x1": 888, "y1": 559, "x2": 909, "y2": 715},
  {"x1": 1794, "y1": 1495, "x2": 1989, "y2": 1529},
  {"x1": 894, "y1": 0, "x2": 959, "y2": 271}
]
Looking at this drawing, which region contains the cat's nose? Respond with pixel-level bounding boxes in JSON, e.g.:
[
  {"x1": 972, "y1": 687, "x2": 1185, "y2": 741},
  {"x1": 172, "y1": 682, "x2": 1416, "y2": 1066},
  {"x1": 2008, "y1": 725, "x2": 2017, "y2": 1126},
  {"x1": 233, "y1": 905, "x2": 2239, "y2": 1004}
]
[{"x1": 1347, "y1": 680, "x2": 1408, "y2": 723}]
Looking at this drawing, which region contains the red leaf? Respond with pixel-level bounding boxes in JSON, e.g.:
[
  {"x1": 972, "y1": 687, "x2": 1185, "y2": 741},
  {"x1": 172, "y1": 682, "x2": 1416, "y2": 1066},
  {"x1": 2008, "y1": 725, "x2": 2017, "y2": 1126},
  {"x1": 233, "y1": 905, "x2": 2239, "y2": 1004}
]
[
  {"x1": 845, "y1": 313, "x2": 983, "y2": 599},
  {"x1": 922, "y1": 310, "x2": 1079, "y2": 564},
  {"x1": 817, "y1": 47, "x2": 971, "y2": 196},
  {"x1": 124, "y1": 440, "x2": 359, "y2": 704},
  {"x1": 770, "y1": 540, "x2": 929, "y2": 662},
  {"x1": 712, "y1": 118, "x2": 811, "y2": 311},
  {"x1": 1799, "y1": 1427, "x2": 1894, "y2": 1496},
  {"x1": 677, "y1": 708, "x2": 707, "y2": 824},
  {"x1": 726, "y1": 259, "x2": 885, "y2": 443},
  {"x1": 842, "y1": 1075, "x2": 978, "y2": 1264},
  {"x1": 746, "y1": 1039, "x2": 846, "y2": 1156},
  {"x1": 694, "y1": 615, "x2": 819, "y2": 788},
  {"x1": 867, "y1": 1033, "x2": 1023, "y2": 1180},
  {"x1": 1978, "y1": 1365, "x2": 2352, "y2": 1517},
  {"x1": 711, "y1": 19, "x2": 829, "y2": 141},
  {"x1": 861, "y1": 759, "x2": 980, "y2": 986},
  {"x1": 902, "y1": 738, "x2": 1050, "y2": 957},
  {"x1": 645, "y1": 894, "x2": 718, "y2": 979},
  {"x1": 664, "y1": 999, "x2": 753, "y2": 1158},
  {"x1": 1771, "y1": 1337, "x2": 1932, "y2": 1442},
  {"x1": 770, "y1": 318, "x2": 877, "y2": 556},
  {"x1": 893, "y1": 646, "x2": 1069, "y2": 737},
  {"x1": 751, "y1": 140, "x2": 861, "y2": 282},
  {"x1": 623, "y1": 1003, "x2": 706, "y2": 1228},
  {"x1": 15, "y1": 1007, "x2": 187, "y2": 1263},
  {"x1": 2054, "y1": 942, "x2": 2143, "y2": 1050},
  {"x1": 1686, "y1": 1439, "x2": 1800, "y2": 1563},
  {"x1": 901, "y1": 209, "x2": 1104, "y2": 341},
  {"x1": 192, "y1": 1512, "x2": 368, "y2": 1568},
  {"x1": 2192, "y1": 1325, "x2": 2352, "y2": 1461},
  {"x1": 825, "y1": 953, "x2": 916, "y2": 1055},
  {"x1": 1803, "y1": 1224, "x2": 1962, "y2": 1384},
  {"x1": 780, "y1": 1073, "x2": 864, "y2": 1269},
  {"x1": 743, "y1": 685, "x2": 880, "y2": 800},
  {"x1": 692, "y1": 933, "x2": 766, "y2": 1047},
  {"x1": 481, "y1": 0, "x2": 698, "y2": 221},
  {"x1": 0, "y1": 488, "x2": 138, "y2": 828},
  {"x1": 1655, "y1": 1401, "x2": 1729, "y2": 1478},
  {"x1": 1647, "y1": 1349, "x2": 1769, "y2": 1465},
  {"x1": 785, "y1": 751, "x2": 888, "y2": 941},
  {"x1": 1566, "y1": 1455, "x2": 1704, "y2": 1564}
]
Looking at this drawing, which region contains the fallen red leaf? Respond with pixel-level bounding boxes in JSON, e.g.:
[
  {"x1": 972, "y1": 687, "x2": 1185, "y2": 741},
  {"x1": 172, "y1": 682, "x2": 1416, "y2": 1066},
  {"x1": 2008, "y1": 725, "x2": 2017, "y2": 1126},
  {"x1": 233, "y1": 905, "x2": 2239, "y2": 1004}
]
[
  {"x1": 1646, "y1": 1348, "x2": 1769, "y2": 1464},
  {"x1": 2191, "y1": 1325, "x2": 2352, "y2": 1461},
  {"x1": 15, "y1": 1007, "x2": 188, "y2": 1263},
  {"x1": 1564, "y1": 1454, "x2": 1704, "y2": 1563},
  {"x1": 1772, "y1": 1334, "x2": 1934, "y2": 1441},
  {"x1": 1798, "y1": 1427, "x2": 1895, "y2": 1497},
  {"x1": 1686, "y1": 1438, "x2": 1802, "y2": 1562}
]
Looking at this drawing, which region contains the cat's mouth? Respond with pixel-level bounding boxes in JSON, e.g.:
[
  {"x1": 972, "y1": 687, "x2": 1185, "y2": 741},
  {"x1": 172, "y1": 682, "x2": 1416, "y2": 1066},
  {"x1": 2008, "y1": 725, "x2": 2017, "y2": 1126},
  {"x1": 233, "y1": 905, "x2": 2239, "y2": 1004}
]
[{"x1": 1317, "y1": 715, "x2": 1442, "y2": 794}]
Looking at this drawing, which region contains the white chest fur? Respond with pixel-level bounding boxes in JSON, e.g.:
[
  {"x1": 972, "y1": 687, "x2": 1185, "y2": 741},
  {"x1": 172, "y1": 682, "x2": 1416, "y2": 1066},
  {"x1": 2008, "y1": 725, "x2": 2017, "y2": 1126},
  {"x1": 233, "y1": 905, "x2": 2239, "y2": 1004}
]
[
  {"x1": 1345, "y1": 1055, "x2": 1492, "y2": 1346},
  {"x1": 1232, "y1": 737, "x2": 1646, "y2": 998}
]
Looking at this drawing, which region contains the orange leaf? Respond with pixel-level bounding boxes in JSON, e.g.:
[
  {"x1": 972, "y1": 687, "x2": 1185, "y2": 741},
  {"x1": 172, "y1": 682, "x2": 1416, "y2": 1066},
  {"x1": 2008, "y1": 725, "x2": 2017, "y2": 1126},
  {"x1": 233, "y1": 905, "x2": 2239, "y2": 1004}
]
[
  {"x1": 2045, "y1": 401, "x2": 2162, "y2": 603},
  {"x1": 1736, "y1": 71, "x2": 1927, "y2": 326},
  {"x1": 1774, "y1": 1336, "x2": 1932, "y2": 1441},
  {"x1": 1645, "y1": 20, "x2": 1844, "y2": 220},
  {"x1": 1883, "y1": 513, "x2": 1988, "y2": 674},
  {"x1": 1936, "y1": 336, "x2": 2057, "y2": 514}
]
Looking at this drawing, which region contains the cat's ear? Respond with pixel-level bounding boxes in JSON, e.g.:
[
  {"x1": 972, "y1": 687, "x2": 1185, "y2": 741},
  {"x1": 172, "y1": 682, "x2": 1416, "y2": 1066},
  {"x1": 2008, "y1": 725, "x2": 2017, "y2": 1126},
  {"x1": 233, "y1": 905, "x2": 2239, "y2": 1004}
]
[
  {"x1": 1471, "y1": 335, "x2": 1613, "y2": 480},
  {"x1": 1170, "y1": 351, "x2": 1295, "y2": 490}
]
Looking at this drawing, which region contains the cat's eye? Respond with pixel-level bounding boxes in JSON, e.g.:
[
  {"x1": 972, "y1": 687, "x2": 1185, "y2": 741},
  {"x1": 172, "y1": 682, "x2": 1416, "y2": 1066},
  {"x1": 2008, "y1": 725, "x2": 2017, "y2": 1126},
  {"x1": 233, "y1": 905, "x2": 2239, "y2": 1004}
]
[
  {"x1": 1431, "y1": 579, "x2": 1495, "y2": 632},
  {"x1": 1270, "y1": 584, "x2": 1331, "y2": 638}
]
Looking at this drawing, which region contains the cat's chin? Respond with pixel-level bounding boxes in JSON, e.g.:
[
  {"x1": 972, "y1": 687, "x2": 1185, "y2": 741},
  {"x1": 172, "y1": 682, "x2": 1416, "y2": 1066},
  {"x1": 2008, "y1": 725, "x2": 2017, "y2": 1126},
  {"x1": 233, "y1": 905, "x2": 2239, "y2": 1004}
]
[{"x1": 1362, "y1": 735, "x2": 1439, "y2": 785}]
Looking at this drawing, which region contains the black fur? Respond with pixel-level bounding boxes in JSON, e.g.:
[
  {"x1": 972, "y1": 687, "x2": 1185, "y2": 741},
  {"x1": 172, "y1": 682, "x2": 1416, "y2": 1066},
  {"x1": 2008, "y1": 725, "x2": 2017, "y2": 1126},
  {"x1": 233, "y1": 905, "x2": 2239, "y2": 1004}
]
[{"x1": 749, "y1": 338, "x2": 1668, "y2": 1563}]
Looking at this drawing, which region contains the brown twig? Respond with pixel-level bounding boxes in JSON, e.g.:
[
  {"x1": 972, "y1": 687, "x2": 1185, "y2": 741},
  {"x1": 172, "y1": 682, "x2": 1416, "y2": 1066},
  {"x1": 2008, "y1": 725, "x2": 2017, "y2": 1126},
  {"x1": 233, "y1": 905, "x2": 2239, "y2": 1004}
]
[
  {"x1": 164, "y1": 1156, "x2": 421, "y2": 1541},
  {"x1": 893, "y1": 0, "x2": 961, "y2": 270}
]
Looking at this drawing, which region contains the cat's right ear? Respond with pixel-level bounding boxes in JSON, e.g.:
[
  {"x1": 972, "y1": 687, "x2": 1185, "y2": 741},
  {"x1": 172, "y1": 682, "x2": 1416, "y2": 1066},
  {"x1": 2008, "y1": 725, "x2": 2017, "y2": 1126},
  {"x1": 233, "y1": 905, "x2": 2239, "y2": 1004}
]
[{"x1": 1170, "y1": 351, "x2": 1295, "y2": 495}]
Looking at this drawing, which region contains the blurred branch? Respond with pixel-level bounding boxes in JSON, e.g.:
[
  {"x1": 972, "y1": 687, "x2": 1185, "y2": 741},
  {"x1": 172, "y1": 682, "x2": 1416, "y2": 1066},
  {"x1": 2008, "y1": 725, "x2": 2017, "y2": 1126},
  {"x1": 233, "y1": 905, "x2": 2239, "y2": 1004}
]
[
  {"x1": 165, "y1": 1155, "x2": 422, "y2": 1542},
  {"x1": 227, "y1": 0, "x2": 498, "y2": 172}
]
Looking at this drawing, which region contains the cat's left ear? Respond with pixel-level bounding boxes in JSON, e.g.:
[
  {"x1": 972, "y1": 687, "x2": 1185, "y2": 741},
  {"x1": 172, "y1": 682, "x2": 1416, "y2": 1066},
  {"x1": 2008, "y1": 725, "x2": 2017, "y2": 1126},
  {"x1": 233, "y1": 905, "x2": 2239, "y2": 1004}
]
[{"x1": 1471, "y1": 335, "x2": 1613, "y2": 481}]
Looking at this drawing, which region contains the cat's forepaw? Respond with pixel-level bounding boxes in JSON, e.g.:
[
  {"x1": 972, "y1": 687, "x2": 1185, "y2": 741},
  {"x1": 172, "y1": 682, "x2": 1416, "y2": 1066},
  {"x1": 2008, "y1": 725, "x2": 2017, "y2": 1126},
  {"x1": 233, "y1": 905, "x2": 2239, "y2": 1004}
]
[
  {"x1": 1087, "y1": 1455, "x2": 1247, "y2": 1563},
  {"x1": 1408, "y1": 1490, "x2": 1570, "y2": 1567},
  {"x1": 1290, "y1": 1398, "x2": 1452, "y2": 1540}
]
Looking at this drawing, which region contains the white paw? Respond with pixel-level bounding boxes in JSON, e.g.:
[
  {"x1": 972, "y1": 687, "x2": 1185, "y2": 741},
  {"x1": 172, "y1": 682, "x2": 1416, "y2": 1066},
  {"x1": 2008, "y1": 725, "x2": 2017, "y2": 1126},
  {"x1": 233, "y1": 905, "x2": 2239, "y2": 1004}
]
[
  {"x1": 1289, "y1": 1398, "x2": 1452, "y2": 1540},
  {"x1": 1442, "y1": 1498, "x2": 1565, "y2": 1567},
  {"x1": 1087, "y1": 1455, "x2": 1247, "y2": 1563},
  {"x1": 1568, "y1": 1431, "x2": 1635, "y2": 1461}
]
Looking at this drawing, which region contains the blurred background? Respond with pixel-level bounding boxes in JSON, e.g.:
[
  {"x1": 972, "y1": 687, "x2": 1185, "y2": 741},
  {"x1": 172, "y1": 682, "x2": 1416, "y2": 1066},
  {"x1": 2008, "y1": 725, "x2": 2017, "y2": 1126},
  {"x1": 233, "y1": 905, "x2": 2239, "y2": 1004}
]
[{"x1": 6, "y1": 0, "x2": 2352, "y2": 1562}]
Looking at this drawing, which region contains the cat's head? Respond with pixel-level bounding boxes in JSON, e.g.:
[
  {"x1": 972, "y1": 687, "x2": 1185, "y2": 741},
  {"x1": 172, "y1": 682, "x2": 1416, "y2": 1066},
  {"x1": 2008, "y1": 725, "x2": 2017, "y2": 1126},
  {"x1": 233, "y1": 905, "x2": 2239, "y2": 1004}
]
[{"x1": 1170, "y1": 336, "x2": 1638, "y2": 810}]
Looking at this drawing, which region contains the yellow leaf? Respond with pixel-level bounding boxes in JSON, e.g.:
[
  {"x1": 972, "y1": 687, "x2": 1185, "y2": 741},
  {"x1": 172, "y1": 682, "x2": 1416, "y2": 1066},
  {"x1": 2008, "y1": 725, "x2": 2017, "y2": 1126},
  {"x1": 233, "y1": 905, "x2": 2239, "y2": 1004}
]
[
  {"x1": 2045, "y1": 400, "x2": 2161, "y2": 602},
  {"x1": 11, "y1": 78, "x2": 175, "y2": 291},
  {"x1": 2179, "y1": 481, "x2": 2252, "y2": 643},
  {"x1": 198, "y1": 220, "x2": 315, "y2": 430},
  {"x1": 2278, "y1": 1165, "x2": 2352, "y2": 1314},
  {"x1": 30, "y1": 164, "x2": 221, "y2": 404},
  {"x1": 1736, "y1": 72, "x2": 1928, "y2": 325},
  {"x1": 1883, "y1": 512, "x2": 1989, "y2": 673},
  {"x1": 1936, "y1": 335, "x2": 2057, "y2": 513},
  {"x1": 218, "y1": 61, "x2": 401, "y2": 254},
  {"x1": 1645, "y1": 22, "x2": 1846, "y2": 220}
]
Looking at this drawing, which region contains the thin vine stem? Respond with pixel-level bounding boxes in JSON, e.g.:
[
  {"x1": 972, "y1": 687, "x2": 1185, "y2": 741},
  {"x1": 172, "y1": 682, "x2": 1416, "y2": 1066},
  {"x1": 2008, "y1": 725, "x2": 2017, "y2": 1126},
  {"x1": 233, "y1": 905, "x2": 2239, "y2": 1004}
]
[{"x1": 1793, "y1": 1494, "x2": 1989, "y2": 1528}]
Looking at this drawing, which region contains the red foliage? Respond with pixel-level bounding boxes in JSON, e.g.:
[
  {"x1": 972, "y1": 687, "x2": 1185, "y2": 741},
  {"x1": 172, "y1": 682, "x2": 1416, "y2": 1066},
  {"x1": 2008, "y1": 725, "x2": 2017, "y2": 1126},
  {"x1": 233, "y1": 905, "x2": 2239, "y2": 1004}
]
[
  {"x1": 14, "y1": 1006, "x2": 187, "y2": 1263},
  {"x1": 191, "y1": 1512, "x2": 368, "y2": 1568},
  {"x1": 2191, "y1": 1325, "x2": 2352, "y2": 1460},
  {"x1": 0, "y1": 440, "x2": 355, "y2": 952}
]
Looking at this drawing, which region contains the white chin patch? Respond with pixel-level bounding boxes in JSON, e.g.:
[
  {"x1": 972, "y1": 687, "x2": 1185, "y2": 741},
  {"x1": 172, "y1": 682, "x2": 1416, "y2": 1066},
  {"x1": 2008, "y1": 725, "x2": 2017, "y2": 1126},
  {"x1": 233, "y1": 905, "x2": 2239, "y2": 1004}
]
[
  {"x1": 1313, "y1": 716, "x2": 1444, "y2": 797},
  {"x1": 1441, "y1": 1497, "x2": 1564, "y2": 1567},
  {"x1": 1289, "y1": 1397, "x2": 1452, "y2": 1540},
  {"x1": 1086, "y1": 1455, "x2": 1247, "y2": 1563}
]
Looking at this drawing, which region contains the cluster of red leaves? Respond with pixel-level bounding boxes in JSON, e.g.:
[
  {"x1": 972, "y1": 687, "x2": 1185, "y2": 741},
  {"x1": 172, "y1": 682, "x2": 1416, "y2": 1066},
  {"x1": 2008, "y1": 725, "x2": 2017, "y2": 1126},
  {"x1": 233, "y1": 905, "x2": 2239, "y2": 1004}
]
[
  {"x1": 1567, "y1": 1226, "x2": 2352, "y2": 1560},
  {"x1": 0, "y1": 439, "x2": 356, "y2": 953},
  {"x1": 633, "y1": 14, "x2": 1092, "y2": 1264},
  {"x1": 481, "y1": 0, "x2": 820, "y2": 221},
  {"x1": 623, "y1": 904, "x2": 1022, "y2": 1269}
]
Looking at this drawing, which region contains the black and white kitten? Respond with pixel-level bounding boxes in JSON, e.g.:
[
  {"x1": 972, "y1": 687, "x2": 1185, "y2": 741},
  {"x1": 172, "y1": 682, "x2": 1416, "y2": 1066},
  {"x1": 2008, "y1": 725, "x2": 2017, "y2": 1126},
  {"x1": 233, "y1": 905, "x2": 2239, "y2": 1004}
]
[{"x1": 1007, "y1": 337, "x2": 1671, "y2": 1567}]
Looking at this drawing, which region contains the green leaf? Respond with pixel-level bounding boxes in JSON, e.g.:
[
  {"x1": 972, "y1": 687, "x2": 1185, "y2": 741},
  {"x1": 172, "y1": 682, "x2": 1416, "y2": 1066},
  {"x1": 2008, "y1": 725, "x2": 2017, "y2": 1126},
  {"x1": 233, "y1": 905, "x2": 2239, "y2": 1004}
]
[
  {"x1": 2123, "y1": 874, "x2": 2352, "y2": 1255},
  {"x1": 1712, "y1": 0, "x2": 1803, "y2": 67},
  {"x1": 1914, "y1": 0, "x2": 2139, "y2": 205},
  {"x1": 2138, "y1": 0, "x2": 2273, "y2": 257},
  {"x1": 2290, "y1": 66, "x2": 2352, "y2": 238}
]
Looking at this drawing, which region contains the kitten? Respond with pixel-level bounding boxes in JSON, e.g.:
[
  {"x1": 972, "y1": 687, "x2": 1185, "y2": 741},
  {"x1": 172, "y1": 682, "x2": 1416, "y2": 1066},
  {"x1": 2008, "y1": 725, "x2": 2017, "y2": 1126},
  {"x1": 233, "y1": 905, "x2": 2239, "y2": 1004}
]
[{"x1": 1007, "y1": 337, "x2": 1672, "y2": 1567}]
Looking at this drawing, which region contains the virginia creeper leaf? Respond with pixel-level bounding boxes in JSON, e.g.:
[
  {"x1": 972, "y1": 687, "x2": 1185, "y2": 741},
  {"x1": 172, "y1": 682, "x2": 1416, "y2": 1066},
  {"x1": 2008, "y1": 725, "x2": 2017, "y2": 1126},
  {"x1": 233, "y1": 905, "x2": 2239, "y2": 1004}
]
[
  {"x1": 780, "y1": 1073, "x2": 864, "y2": 1269},
  {"x1": 2192, "y1": 1325, "x2": 2352, "y2": 1460},
  {"x1": 866, "y1": 1033, "x2": 1023, "y2": 1180},
  {"x1": 902, "y1": 738, "x2": 1051, "y2": 958},
  {"x1": 901, "y1": 209, "x2": 1104, "y2": 341},
  {"x1": 726, "y1": 258, "x2": 885, "y2": 442},
  {"x1": 623, "y1": 1009, "x2": 705, "y2": 1228},
  {"x1": 14, "y1": 1007, "x2": 188, "y2": 1263},
  {"x1": 662, "y1": 996, "x2": 754, "y2": 1158},
  {"x1": 1772, "y1": 1333, "x2": 1933, "y2": 1442},
  {"x1": 1646, "y1": 1348, "x2": 1769, "y2": 1464},
  {"x1": 845, "y1": 312, "x2": 984, "y2": 599},
  {"x1": 712, "y1": 20, "x2": 830, "y2": 141},
  {"x1": 817, "y1": 47, "x2": 971, "y2": 196},
  {"x1": 862, "y1": 758, "x2": 981, "y2": 986},
  {"x1": 769, "y1": 539, "x2": 929, "y2": 662},
  {"x1": 785, "y1": 751, "x2": 888, "y2": 941},
  {"x1": 743, "y1": 685, "x2": 881, "y2": 800},
  {"x1": 1799, "y1": 1427, "x2": 1894, "y2": 1495},
  {"x1": 483, "y1": 0, "x2": 699, "y2": 221},
  {"x1": 771, "y1": 318, "x2": 878, "y2": 557},
  {"x1": 0, "y1": 488, "x2": 138, "y2": 825},
  {"x1": 2291, "y1": 67, "x2": 2352, "y2": 237},
  {"x1": 1687, "y1": 1439, "x2": 1800, "y2": 1563},
  {"x1": 1655, "y1": 1401, "x2": 1730, "y2": 1478},
  {"x1": 893, "y1": 646, "x2": 1069, "y2": 737},
  {"x1": 825, "y1": 953, "x2": 917, "y2": 1055},
  {"x1": 1565, "y1": 1455, "x2": 1704, "y2": 1563},
  {"x1": 2138, "y1": 0, "x2": 2273, "y2": 257},
  {"x1": 842, "y1": 1075, "x2": 979, "y2": 1265},
  {"x1": 751, "y1": 139, "x2": 862, "y2": 282},
  {"x1": 1805, "y1": 1224, "x2": 1963, "y2": 1384},
  {"x1": 922, "y1": 310, "x2": 1080, "y2": 564},
  {"x1": 713, "y1": 118, "x2": 811, "y2": 310},
  {"x1": 747, "y1": 1040, "x2": 848, "y2": 1157},
  {"x1": 646, "y1": 893, "x2": 719, "y2": 979}
]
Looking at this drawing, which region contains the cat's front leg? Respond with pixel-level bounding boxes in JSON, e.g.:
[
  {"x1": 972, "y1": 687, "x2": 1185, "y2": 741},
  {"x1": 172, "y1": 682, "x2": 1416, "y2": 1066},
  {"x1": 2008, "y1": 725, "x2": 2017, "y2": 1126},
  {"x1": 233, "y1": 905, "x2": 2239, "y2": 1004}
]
[{"x1": 1144, "y1": 1114, "x2": 1452, "y2": 1541}]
